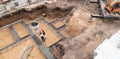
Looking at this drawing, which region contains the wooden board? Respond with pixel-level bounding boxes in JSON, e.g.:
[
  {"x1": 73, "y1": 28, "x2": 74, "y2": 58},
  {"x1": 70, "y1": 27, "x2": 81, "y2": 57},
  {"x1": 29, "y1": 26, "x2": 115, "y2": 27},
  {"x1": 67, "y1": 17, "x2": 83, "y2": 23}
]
[
  {"x1": 29, "y1": 20, "x2": 61, "y2": 47},
  {"x1": 13, "y1": 23, "x2": 29, "y2": 38},
  {"x1": 60, "y1": 29, "x2": 69, "y2": 38},
  {"x1": 52, "y1": 21, "x2": 65, "y2": 28},
  {"x1": 0, "y1": 37, "x2": 46, "y2": 59},
  {"x1": 0, "y1": 28, "x2": 15, "y2": 48}
]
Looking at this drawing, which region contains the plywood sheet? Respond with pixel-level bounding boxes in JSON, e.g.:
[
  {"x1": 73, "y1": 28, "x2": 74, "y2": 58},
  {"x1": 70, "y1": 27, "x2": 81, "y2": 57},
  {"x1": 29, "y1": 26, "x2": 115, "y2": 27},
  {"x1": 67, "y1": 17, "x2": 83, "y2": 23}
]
[
  {"x1": 0, "y1": 28, "x2": 15, "y2": 48},
  {"x1": 30, "y1": 20, "x2": 61, "y2": 47},
  {"x1": 0, "y1": 37, "x2": 46, "y2": 59},
  {"x1": 61, "y1": 29, "x2": 69, "y2": 38},
  {"x1": 13, "y1": 23, "x2": 29, "y2": 38},
  {"x1": 52, "y1": 21, "x2": 64, "y2": 28}
]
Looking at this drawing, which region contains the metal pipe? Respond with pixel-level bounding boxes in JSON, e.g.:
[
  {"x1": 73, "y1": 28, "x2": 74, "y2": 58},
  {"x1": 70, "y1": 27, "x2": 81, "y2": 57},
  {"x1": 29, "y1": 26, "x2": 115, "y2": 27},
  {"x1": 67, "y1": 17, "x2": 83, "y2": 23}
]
[{"x1": 91, "y1": 15, "x2": 120, "y2": 20}]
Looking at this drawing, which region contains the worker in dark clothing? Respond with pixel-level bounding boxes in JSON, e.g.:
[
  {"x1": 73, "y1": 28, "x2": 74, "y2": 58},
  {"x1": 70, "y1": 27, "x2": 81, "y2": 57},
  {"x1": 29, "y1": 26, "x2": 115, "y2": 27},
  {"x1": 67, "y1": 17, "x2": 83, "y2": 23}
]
[
  {"x1": 40, "y1": 33, "x2": 46, "y2": 42},
  {"x1": 38, "y1": 30, "x2": 46, "y2": 42}
]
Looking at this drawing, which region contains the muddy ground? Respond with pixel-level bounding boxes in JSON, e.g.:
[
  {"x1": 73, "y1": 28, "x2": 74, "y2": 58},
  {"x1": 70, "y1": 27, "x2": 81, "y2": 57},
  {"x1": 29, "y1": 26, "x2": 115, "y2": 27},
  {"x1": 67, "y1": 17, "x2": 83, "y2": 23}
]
[{"x1": 1, "y1": 0, "x2": 120, "y2": 59}]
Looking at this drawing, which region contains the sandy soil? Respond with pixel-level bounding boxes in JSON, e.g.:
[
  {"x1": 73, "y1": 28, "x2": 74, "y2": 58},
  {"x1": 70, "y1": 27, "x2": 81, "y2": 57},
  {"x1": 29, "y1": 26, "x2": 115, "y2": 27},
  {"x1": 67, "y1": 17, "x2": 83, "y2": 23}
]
[
  {"x1": 29, "y1": 20, "x2": 61, "y2": 47},
  {"x1": 0, "y1": 28, "x2": 15, "y2": 48},
  {"x1": 0, "y1": 37, "x2": 46, "y2": 59},
  {"x1": 13, "y1": 22, "x2": 29, "y2": 38}
]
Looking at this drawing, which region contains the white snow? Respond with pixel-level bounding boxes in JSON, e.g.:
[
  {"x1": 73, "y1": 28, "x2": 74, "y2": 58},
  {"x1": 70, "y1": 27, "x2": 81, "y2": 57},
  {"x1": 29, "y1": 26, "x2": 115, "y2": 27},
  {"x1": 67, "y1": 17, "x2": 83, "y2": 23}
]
[{"x1": 94, "y1": 30, "x2": 120, "y2": 59}]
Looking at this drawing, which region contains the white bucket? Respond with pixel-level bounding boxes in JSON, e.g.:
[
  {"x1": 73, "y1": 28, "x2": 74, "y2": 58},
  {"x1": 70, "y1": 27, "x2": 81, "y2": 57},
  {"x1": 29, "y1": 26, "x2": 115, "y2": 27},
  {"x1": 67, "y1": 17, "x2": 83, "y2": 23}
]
[{"x1": 31, "y1": 21, "x2": 39, "y2": 31}]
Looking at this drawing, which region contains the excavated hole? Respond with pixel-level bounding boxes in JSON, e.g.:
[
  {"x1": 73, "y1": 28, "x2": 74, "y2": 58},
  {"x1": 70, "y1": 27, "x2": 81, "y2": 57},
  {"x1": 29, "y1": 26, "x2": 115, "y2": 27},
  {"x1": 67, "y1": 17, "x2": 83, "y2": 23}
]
[{"x1": 0, "y1": 5, "x2": 75, "y2": 59}]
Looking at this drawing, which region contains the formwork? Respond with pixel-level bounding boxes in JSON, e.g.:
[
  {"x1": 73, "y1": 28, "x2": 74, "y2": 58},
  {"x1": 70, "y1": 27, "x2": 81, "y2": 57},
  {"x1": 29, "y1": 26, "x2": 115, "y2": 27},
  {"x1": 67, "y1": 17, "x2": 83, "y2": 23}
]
[
  {"x1": 0, "y1": 28, "x2": 16, "y2": 48},
  {"x1": 0, "y1": 19, "x2": 57, "y2": 59},
  {"x1": 29, "y1": 19, "x2": 62, "y2": 47},
  {"x1": 0, "y1": 37, "x2": 46, "y2": 59}
]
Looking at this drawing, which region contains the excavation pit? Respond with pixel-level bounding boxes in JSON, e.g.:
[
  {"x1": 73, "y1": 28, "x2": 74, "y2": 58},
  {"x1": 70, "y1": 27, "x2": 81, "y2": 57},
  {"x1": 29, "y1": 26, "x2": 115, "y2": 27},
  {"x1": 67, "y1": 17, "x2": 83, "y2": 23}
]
[{"x1": 0, "y1": 3, "x2": 75, "y2": 59}]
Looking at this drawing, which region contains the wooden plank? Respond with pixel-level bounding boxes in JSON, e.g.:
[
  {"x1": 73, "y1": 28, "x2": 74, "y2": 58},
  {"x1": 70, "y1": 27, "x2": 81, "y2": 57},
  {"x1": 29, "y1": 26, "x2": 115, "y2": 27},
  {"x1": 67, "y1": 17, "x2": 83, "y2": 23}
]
[
  {"x1": 13, "y1": 23, "x2": 29, "y2": 38},
  {"x1": 41, "y1": 18, "x2": 66, "y2": 40},
  {"x1": 39, "y1": 20, "x2": 61, "y2": 47},
  {"x1": 30, "y1": 20, "x2": 61, "y2": 47},
  {"x1": 0, "y1": 37, "x2": 46, "y2": 59},
  {"x1": 9, "y1": 26, "x2": 21, "y2": 41},
  {"x1": 0, "y1": 34, "x2": 30, "y2": 53},
  {"x1": 22, "y1": 20, "x2": 55, "y2": 59},
  {"x1": 0, "y1": 28, "x2": 15, "y2": 48},
  {"x1": 52, "y1": 20, "x2": 65, "y2": 29}
]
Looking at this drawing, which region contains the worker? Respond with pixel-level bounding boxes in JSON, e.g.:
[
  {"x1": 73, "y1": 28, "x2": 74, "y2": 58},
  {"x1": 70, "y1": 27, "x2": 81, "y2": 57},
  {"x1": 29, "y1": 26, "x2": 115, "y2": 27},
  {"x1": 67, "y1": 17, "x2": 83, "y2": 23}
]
[
  {"x1": 38, "y1": 30, "x2": 46, "y2": 42},
  {"x1": 40, "y1": 33, "x2": 46, "y2": 42}
]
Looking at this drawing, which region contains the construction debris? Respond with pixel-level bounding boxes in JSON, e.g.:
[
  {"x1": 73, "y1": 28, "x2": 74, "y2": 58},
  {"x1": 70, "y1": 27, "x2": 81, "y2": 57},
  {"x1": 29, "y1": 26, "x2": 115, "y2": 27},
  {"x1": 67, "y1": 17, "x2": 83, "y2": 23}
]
[{"x1": 90, "y1": 0, "x2": 120, "y2": 21}]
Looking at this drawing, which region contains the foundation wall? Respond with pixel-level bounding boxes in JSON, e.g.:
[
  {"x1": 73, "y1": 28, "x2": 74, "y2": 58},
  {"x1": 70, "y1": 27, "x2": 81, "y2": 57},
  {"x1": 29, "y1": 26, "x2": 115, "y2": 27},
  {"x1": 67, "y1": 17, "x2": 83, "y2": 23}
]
[{"x1": 0, "y1": 0, "x2": 56, "y2": 18}]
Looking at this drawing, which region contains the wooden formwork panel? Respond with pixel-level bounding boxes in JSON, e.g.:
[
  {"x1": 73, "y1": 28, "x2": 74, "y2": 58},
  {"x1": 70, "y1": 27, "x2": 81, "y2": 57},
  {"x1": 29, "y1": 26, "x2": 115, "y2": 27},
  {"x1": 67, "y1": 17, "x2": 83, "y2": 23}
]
[
  {"x1": 0, "y1": 37, "x2": 46, "y2": 59},
  {"x1": 13, "y1": 23, "x2": 29, "y2": 38},
  {"x1": 61, "y1": 29, "x2": 69, "y2": 38},
  {"x1": 30, "y1": 20, "x2": 61, "y2": 47},
  {"x1": 38, "y1": 20, "x2": 61, "y2": 47},
  {"x1": 52, "y1": 21, "x2": 65, "y2": 28},
  {"x1": 61, "y1": 25, "x2": 84, "y2": 38},
  {"x1": 0, "y1": 28, "x2": 15, "y2": 48}
]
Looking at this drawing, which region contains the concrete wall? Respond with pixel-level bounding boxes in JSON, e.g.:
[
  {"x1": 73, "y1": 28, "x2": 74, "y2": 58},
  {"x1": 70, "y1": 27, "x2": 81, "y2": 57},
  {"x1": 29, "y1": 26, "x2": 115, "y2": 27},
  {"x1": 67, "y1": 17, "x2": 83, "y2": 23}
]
[{"x1": 0, "y1": 0, "x2": 56, "y2": 17}]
